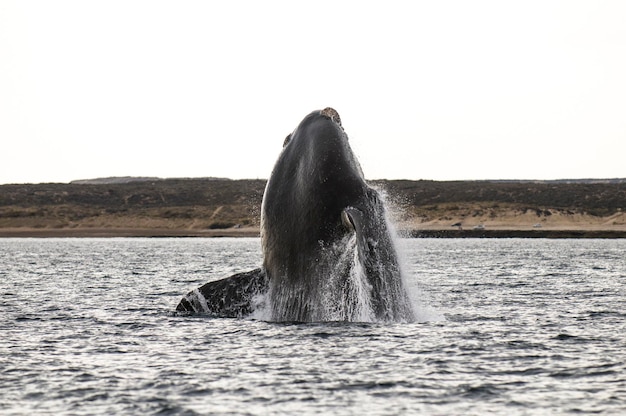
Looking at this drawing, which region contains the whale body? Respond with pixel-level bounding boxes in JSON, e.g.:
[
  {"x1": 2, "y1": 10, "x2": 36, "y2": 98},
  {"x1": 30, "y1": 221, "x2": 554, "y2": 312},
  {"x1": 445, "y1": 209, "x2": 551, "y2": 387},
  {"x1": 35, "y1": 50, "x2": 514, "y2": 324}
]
[{"x1": 176, "y1": 108, "x2": 414, "y2": 322}]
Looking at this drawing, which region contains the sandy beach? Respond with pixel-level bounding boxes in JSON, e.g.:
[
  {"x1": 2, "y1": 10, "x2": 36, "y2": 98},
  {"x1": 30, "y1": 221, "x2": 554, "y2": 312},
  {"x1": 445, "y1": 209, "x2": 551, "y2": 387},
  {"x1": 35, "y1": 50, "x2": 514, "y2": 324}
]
[
  {"x1": 2, "y1": 204, "x2": 624, "y2": 238},
  {"x1": 0, "y1": 227, "x2": 261, "y2": 238},
  {"x1": 2, "y1": 222, "x2": 625, "y2": 238}
]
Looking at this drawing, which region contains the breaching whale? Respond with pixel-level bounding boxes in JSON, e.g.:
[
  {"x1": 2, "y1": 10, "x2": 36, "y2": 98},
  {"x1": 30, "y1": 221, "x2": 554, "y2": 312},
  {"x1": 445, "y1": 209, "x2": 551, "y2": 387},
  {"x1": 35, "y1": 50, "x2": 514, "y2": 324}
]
[{"x1": 176, "y1": 108, "x2": 414, "y2": 322}]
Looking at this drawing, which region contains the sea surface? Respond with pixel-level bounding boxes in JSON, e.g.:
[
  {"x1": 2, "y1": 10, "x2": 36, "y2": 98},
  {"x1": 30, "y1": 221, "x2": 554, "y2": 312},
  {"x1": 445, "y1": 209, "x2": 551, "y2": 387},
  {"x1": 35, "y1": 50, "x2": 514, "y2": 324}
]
[{"x1": 1, "y1": 237, "x2": 625, "y2": 415}]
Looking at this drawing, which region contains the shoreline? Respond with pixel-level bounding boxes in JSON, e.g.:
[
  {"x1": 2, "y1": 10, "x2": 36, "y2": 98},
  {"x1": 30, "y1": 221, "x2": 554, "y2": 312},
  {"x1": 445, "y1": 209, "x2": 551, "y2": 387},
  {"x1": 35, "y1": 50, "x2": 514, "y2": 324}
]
[
  {"x1": 2, "y1": 227, "x2": 626, "y2": 239},
  {"x1": 0, "y1": 227, "x2": 261, "y2": 238},
  {"x1": 404, "y1": 229, "x2": 626, "y2": 239}
]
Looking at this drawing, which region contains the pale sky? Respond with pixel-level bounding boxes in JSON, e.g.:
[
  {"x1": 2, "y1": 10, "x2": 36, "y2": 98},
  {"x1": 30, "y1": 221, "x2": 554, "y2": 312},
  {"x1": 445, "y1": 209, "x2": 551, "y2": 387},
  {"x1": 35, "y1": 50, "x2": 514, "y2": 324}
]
[{"x1": 1, "y1": 0, "x2": 625, "y2": 184}]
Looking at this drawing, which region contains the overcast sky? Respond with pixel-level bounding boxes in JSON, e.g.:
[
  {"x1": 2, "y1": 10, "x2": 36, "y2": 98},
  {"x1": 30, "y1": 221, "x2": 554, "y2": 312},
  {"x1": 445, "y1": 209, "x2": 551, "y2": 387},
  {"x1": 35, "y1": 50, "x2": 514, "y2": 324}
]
[{"x1": 1, "y1": 0, "x2": 625, "y2": 184}]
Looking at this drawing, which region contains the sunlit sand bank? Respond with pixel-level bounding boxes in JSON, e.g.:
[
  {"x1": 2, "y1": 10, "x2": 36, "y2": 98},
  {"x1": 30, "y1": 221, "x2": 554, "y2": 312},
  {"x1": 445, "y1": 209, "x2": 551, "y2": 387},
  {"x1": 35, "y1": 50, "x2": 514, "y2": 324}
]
[{"x1": 2, "y1": 224, "x2": 625, "y2": 238}]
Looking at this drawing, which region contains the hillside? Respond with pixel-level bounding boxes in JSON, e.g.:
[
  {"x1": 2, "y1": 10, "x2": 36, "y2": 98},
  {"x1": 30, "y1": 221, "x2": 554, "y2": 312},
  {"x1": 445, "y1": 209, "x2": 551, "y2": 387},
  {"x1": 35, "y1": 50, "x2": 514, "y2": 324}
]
[
  {"x1": 376, "y1": 180, "x2": 626, "y2": 233},
  {"x1": 1, "y1": 178, "x2": 625, "y2": 237}
]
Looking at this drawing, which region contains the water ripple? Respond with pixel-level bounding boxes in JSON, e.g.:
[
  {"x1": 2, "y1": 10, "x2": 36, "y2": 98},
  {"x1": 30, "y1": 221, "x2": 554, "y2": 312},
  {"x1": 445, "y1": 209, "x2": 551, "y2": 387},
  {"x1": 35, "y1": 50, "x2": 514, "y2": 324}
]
[{"x1": 1, "y1": 238, "x2": 625, "y2": 415}]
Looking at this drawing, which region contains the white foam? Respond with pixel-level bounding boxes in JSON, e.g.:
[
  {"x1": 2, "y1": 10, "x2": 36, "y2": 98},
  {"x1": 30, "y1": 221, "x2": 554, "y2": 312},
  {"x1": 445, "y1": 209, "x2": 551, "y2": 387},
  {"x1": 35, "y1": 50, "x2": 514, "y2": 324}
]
[{"x1": 190, "y1": 288, "x2": 210, "y2": 313}]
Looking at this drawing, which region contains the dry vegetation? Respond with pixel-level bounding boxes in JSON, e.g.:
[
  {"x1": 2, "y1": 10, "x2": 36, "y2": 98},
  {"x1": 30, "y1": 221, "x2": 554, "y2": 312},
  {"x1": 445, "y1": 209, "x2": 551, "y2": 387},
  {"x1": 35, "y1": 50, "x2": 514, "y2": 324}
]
[
  {"x1": 0, "y1": 179, "x2": 264, "y2": 232},
  {"x1": 1, "y1": 178, "x2": 625, "y2": 236},
  {"x1": 375, "y1": 180, "x2": 626, "y2": 232}
]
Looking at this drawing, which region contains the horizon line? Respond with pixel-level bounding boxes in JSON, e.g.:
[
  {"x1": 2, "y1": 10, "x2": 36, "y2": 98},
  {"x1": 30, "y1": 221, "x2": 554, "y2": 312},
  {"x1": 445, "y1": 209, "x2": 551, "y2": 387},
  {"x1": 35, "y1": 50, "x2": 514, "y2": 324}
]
[{"x1": 2, "y1": 176, "x2": 626, "y2": 186}]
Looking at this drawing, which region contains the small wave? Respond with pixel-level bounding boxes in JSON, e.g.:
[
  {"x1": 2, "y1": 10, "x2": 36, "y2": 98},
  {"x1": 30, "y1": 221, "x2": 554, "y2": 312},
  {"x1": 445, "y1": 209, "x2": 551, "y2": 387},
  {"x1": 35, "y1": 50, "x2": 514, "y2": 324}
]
[
  {"x1": 457, "y1": 383, "x2": 504, "y2": 398},
  {"x1": 550, "y1": 366, "x2": 620, "y2": 379},
  {"x1": 552, "y1": 333, "x2": 600, "y2": 343}
]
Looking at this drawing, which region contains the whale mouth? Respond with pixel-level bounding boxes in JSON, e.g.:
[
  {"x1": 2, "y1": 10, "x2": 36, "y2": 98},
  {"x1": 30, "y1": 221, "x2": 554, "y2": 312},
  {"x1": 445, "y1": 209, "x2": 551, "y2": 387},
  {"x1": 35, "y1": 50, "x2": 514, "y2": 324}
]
[{"x1": 320, "y1": 107, "x2": 342, "y2": 126}]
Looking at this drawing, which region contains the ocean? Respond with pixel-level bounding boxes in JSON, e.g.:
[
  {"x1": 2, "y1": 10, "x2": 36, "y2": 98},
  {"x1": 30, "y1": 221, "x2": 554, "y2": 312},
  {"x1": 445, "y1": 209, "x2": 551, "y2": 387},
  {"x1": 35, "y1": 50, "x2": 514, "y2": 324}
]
[{"x1": 1, "y1": 237, "x2": 624, "y2": 415}]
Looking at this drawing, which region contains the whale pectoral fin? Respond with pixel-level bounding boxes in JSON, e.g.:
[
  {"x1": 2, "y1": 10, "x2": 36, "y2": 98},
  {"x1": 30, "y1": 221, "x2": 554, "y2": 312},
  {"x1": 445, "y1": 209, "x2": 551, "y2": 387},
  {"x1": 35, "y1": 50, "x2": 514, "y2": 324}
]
[
  {"x1": 346, "y1": 189, "x2": 398, "y2": 256},
  {"x1": 176, "y1": 268, "x2": 268, "y2": 317},
  {"x1": 342, "y1": 189, "x2": 386, "y2": 240},
  {"x1": 342, "y1": 206, "x2": 363, "y2": 234}
]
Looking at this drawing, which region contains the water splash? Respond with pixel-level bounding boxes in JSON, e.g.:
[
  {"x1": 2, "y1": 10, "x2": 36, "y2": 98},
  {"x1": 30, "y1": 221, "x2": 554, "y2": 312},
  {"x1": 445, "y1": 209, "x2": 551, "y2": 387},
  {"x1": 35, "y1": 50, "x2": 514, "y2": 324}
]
[
  {"x1": 320, "y1": 235, "x2": 375, "y2": 322},
  {"x1": 250, "y1": 192, "x2": 442, "y2": 323},
  {"x1": 378, "y1": 189, "x2": 445, "y2": 323}
]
